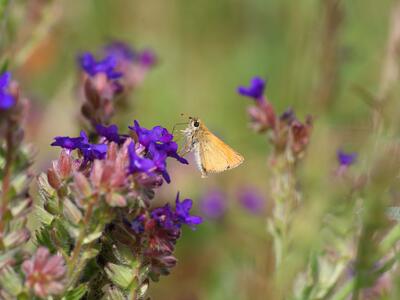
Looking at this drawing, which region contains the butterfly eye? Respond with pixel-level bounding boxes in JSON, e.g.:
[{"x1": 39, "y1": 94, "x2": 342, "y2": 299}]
[{"x1": 194, "y1": 121, "x2": 200, "y2": 127}]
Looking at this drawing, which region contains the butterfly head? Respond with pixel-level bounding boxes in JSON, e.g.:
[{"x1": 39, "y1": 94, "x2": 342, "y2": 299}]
[{"x1": 188, "y1": 116, "x2": 202, "y2": 132}]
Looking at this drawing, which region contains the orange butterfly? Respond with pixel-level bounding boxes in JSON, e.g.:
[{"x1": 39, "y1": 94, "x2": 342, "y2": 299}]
[{"x1": 180, "y1": 117, "x2": 244, "y2": 178}]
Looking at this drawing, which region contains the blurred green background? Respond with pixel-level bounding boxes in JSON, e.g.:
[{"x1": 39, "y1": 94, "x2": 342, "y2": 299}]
[{"x1": 5, "y1": 0, "x2": 398, "y2": 298}]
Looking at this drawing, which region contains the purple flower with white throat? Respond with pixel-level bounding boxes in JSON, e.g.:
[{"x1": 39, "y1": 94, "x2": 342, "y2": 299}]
[
  {"x1": 0, "y1": 72, "x2": 15, "y2": 110},
  {"x1": 237, "y1": 76, "x2": 266, "y2": 101},
  {"x1": 200, "y1": 189, "x2": 227, "y2": 219}
]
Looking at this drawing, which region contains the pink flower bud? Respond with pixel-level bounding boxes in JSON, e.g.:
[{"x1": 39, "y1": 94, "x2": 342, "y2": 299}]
[{"x1": 73, "y1": 172, "x2": 92, "y2": 199}]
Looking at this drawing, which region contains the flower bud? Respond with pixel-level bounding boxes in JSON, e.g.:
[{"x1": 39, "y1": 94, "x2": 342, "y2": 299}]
[
  {"x1": 47, "y1": 166, "x2": 61, "y2": 190},
  {"x1": 58, "y1": 150, "x2": 72, "y2": 179},
  {"x1": 3, "y1": 229, "x2": 30, "y2": 249},
  {"x1": 73, "y1": 172, "x2": 92, "y2": 199}
]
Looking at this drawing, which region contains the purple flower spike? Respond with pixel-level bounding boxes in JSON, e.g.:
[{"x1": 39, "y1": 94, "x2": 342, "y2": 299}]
[
  {"x1": 237, "y1": 76, "x2": 266, "y2": 100},
  {"x1": 96, "y1": 124, "x2": 126, "y2": 144},
  {"x1": 0, "y1": 72, "x2": 15, "y2": 110},
  {"x1": 337, "y1": 150, "x2": 357, "y2": 167},
  {"x1": 175, "y1": 193, "x2": 202, "y2": 229},
  {"x1": 200, "y1": 190, "x2": 226, "y2": 219},
  {"x1": 79, "y1": 52, "x2": 123, "y2": 80},
  {"x1": 238, "y1": 187, "x2": 265, "y2": 215}
]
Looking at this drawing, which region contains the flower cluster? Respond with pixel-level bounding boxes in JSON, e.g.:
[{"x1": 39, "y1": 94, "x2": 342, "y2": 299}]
[
  {"x1": 128, "y1": 193, "x2": 202, "y2": 279},
  {"x1": 50, "y1": 121, "x2": 187, "y2": 204},
  {"x1": 78, "y1": 41, "x2": 156, "y2": 129},
  {"x1": 238, "y1": 77, "x2": 313, "y2": 160},
  {"x1": 40, "y1": 119, "x2": 197, "y2": 298}
]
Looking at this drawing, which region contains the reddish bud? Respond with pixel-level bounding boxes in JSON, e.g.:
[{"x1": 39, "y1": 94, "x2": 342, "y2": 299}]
[
  {"x1": 58, "y1": 150, "x2": 72, "y2": 179},
  {"x1": 47, "y1": 167, "x2": 61, "y2": 190}
]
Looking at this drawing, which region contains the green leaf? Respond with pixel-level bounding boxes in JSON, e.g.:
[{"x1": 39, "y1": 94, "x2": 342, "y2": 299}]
[
  {"x1": 35, "y1": 226, "x2": 57, "y2": 252},
  {"x1": 111, "y1": 242, "x2": 137, "y2": 268},
  {"x1": 37, "y1": 173, "x2": 57, "y2": 208},
  {"x1": 34, "y1": 205, "x2": 54, "y2": 225},
  {"x1": 102, "y1": 284, "x2": 126, "y2": 300},
  {"x1": 62, "y1": 284, "x2": 88, "y2": 300},
  {"x1": 0, "y1": 266, "x2": 22, "y2": 296},
  {"x1": 105, "y1": 263, "x2": 135, "y2": 290},
  {"x1": 82, "y1": 230, "x2": 102, "y2": 245}
]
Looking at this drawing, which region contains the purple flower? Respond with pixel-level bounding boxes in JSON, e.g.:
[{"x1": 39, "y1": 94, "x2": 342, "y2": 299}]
[
  {"x1": 130, "y1": 120, "x2": 188, "y2": 165},
  {"x1": 78, "y1": 131, "x2": 108, "y2": 161},
  {"x1": 337, "y1": 150, "x2": 357, "y2": 167},
  {"x1": 130, "y1": 215, "x2": 146, "y2": 234},
  {"x1": 200, "y1": 190, "x2": 227, "y2": 219},
  {"x1": 130, "y1": 194, "x2": 201, "y2": 233},
  {"x1": 96, "y1": 124, "x2": 126, "y2": 144},
  {"x1": 51, "y1": 136, "x2": 84, "y2": 150},
  {"x1": 238, "y1": 187, "x2": 265, "y2": 215},
  {"x1": 138, "y1": 49, "x2": 157, "y2": 67},
  {"x1": 128, "y1": 142, "x2": 156, "y2": 174},
  {"x1": 131, "y1": 120, "x2": 173, "y2": 146},
  {"x1": 175, "y1": 193, "x2": 202, "y2": 229},
  {"x1": 79, "y1": 52, "x2": 122, "y2": 80},
  {"x1": 104, "y1": 41, "x2": 135, "y2": 62},
  {"x1": 0, "y1": 72, "x2": 15, "y2": 110},
  {"x1": 237, "y1": 76, "x2": 266, "y2": 100},
  {"x1": 51, "y1": 131, "x2": 107, "y2": 163},
  {"x1": 151, "y1": 204, "x2": 176, "y2": 230}
]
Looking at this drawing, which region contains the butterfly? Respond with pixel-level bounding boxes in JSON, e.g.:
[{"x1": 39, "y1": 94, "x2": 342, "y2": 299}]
[{"x1": 180, "y1": 117, "x2": 244, "y2": 178}]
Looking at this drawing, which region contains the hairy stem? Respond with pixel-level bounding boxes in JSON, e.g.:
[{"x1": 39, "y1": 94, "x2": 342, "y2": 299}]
[
  {"x1": 0, "y1": 126, "x2": 14, "y2": 237},
  {"x1": 67, "y1": 194, "x2": 98, "y2": 286}
]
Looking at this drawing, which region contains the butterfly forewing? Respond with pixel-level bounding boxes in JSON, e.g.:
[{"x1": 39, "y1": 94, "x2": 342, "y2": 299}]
[{"x1": 199, "y1": 130, "x2": 244, "y2": 175}]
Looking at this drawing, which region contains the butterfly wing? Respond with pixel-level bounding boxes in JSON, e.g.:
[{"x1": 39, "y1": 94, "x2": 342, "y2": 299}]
[{"x1": 198, "y1": 131, "x2": 244, "y2": 177}]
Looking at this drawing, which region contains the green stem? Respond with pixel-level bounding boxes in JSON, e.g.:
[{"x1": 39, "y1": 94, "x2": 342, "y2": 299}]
[
  {"x1": 0, "y1": 127, "x2": 14, "y2": 238},
  {"x1": 67, "y1": 194, "x2": 97, "y2": 286}
]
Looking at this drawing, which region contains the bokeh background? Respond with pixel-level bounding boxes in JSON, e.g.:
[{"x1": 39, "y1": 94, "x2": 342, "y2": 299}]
[{"x1": 3, "y1": 0, "x2": 399, "y2": 299}]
